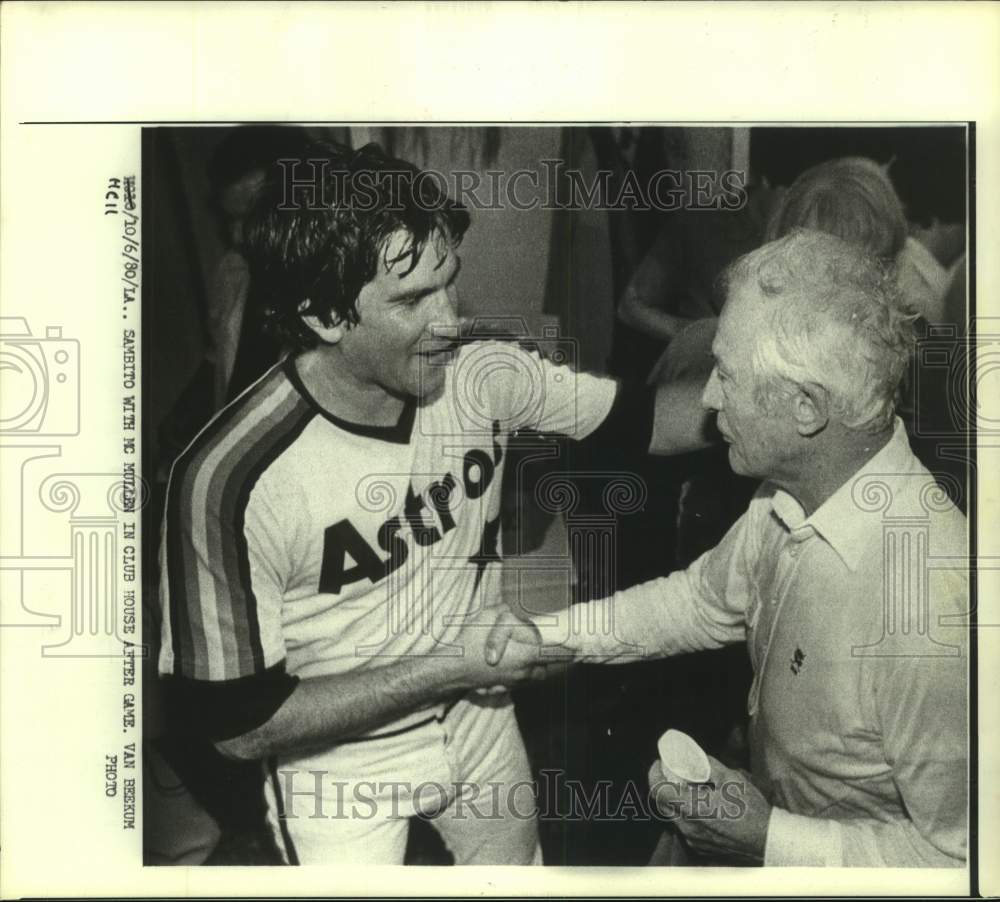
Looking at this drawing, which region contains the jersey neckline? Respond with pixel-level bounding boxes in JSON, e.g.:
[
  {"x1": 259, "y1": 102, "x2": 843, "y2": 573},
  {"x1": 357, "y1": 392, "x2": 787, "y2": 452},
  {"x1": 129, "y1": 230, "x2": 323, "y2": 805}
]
[{"x1": 282, "y1": 356, "x2": 416, "y2": 444}]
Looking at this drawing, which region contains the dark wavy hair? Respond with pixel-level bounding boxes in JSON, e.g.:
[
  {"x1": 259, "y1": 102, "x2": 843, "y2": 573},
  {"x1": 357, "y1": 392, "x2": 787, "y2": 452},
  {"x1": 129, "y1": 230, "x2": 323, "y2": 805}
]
[{"x1": 242, "y1": 141, "x2": 470, "y2": 351}]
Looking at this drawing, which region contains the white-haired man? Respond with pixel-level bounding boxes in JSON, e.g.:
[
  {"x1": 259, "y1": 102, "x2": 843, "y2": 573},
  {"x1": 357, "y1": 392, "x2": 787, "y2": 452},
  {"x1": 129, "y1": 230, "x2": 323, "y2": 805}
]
[{"x1": 488, "y1": 229, "x2": 968, "y2": 867}]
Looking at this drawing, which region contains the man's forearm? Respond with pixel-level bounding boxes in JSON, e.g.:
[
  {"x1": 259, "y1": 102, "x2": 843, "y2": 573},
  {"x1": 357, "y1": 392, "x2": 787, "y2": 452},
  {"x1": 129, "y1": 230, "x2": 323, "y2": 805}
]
[
  {"x1": 534, "y1": 566, "x2": 746, "y2": 663},
  {"x1": 534, "y1": 596, "x2": 653, "y2": 664},
  {"x1": 217, "y1": 653, "x2": 473, "y2": 761}
]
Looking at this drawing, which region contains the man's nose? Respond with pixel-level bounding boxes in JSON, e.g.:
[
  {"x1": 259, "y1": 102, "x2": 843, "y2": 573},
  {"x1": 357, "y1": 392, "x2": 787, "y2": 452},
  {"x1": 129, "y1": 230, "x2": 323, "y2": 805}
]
[{"x1": 702, "y1": 367, "x2": 722, "y2": 410}]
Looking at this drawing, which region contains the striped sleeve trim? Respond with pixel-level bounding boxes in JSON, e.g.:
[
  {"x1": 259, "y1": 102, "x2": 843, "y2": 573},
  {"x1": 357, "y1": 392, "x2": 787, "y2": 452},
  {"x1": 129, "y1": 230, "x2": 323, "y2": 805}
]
[{"x1": 165, "y1": 368, "x2": 314, "y2": 681}]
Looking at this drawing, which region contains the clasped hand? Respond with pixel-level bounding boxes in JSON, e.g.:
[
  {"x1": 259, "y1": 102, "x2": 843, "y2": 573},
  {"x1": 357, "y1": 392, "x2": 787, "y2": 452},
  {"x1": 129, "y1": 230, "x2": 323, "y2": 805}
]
[{"x1": 453, "y1": 609, "x2": 556, "y2": 694}]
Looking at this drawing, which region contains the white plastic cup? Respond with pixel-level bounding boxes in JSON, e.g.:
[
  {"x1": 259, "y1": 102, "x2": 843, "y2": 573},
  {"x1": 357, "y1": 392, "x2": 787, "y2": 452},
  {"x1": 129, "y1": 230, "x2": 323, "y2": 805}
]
[{"x1": 657, "y1": 729, "x2": 712, "y2": 784}]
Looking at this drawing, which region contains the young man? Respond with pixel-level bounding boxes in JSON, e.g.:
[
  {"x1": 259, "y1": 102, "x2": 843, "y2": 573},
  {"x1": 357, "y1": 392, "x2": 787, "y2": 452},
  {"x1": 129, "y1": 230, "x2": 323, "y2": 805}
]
[
  {"x1": 491, "y1": 230, "x2": 969, "y2": 867},
  {"x1": 158, "y1": 140, "x2": 707, "y2": 864}
]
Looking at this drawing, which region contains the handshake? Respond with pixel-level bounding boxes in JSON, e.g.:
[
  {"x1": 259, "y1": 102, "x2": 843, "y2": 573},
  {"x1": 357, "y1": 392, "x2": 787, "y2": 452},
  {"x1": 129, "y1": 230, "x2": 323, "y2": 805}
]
[{"x1": 450, "y1": 609, "x2": 572, "y2": 695}]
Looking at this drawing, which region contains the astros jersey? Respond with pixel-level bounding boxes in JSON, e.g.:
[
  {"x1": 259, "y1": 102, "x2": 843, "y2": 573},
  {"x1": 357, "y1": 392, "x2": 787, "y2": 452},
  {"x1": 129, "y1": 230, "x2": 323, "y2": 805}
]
[{"x1": 158, "y1": 341, "x2": 621, "y2": 740}]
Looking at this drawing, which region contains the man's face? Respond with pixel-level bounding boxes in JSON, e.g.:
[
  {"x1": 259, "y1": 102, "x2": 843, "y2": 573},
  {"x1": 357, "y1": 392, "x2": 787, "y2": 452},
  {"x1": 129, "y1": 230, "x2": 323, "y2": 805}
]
[
  {"x1": 335, "y1": 230, "x2": 462, "y2": 402},
  {"x1": 701, "y1": 281, "x2": 799, "y2": 480}
]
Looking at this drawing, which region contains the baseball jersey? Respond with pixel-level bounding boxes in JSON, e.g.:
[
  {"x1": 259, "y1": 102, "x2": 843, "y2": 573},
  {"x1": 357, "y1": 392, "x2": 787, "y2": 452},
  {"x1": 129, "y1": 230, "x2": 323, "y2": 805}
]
[{"x1": 159, "y1": 340, "x2": 628, "y2": 741}]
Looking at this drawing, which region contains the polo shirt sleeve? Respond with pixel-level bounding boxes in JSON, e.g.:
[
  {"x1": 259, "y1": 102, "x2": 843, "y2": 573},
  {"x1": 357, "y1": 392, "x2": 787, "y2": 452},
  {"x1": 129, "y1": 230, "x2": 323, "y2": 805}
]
[{"x1": 534, "y1": 491, "x2": 765, "y2": 660}]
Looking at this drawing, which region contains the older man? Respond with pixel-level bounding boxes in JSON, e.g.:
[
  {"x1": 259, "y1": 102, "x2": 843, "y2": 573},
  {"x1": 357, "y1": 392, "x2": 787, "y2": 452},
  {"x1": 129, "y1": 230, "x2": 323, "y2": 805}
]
[{"x1": 490, "y1": 229, "x2": 968, "y2": 867}]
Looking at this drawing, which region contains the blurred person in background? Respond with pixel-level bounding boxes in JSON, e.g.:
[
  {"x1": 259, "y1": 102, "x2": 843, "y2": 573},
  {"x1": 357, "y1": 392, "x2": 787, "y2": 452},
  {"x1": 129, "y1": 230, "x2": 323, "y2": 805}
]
[
  {"x1": 206, "y1": 126, "x2": 313, "y2": 407},
  {"x1": 648, "y1": 155, "x2": 968, "y2": 509}
]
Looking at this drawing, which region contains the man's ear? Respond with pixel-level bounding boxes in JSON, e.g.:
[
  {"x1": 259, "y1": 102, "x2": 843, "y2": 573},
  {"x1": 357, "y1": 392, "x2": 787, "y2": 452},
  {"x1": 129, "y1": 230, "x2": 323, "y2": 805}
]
[
  {"x1": 299, "y1": 300, "x2": 345, "y2": 345},
  {"x1": 792, "y1": 381, "x2": 830, "y2": 437}
]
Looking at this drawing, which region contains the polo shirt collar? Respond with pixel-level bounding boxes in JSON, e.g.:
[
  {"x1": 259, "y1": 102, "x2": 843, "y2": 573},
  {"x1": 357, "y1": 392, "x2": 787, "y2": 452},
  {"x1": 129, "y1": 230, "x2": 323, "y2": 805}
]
[{"x1": 769, "y1": 418, "x2": 913, "y2": 571}]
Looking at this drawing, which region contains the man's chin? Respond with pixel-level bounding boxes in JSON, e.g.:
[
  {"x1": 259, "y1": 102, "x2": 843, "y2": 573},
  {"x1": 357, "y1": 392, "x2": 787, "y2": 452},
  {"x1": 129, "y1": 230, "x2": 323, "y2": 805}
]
[
  {"x1": 727, "y1": 446, "x2": 748, "y2": 475},
  {"x1": 414, "y1": 370, "x2": 447, "y2": 404}
]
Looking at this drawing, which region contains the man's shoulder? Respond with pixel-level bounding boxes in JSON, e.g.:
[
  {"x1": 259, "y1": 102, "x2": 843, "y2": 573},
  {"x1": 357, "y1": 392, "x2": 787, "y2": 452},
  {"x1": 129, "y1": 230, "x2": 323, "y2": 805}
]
[
  {"x1": 168, "y1": 362, "x2": 313, "y2": 491},
  {"x1": 437, "y1": 338, "x2": 545, "y2": 409},
  {"x1": 866, "y1": 460, "x2": 968, "y2": 552},
  {"x1": 850, "y1": 466, "x2": 969, "y2": 614},
  {"x1": 811, "y1": 430, "x2": 969, "y2": 565}
]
